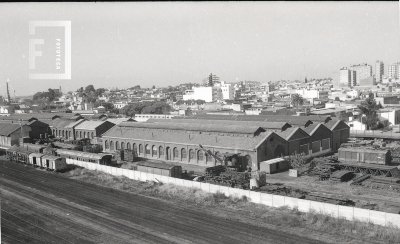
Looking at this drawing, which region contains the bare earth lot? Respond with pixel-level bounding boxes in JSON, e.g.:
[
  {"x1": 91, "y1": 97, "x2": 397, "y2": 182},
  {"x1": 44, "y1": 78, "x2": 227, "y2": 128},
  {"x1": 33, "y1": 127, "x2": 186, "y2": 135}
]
[{"x1": 1, "y1": 161, "x2": 327, "y2": 244}]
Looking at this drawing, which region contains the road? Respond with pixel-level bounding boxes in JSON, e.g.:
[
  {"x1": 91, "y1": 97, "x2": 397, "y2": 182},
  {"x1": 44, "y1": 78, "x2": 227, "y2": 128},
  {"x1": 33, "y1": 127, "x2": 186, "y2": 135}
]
[{"x1": 0, "y1": 161, "x2": 324, "y2": 244}]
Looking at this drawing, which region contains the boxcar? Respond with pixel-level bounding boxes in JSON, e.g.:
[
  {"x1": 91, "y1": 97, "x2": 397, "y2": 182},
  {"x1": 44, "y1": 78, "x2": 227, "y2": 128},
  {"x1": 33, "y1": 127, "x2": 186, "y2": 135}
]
[
  {"x1": 29, "y1": 153, "x2": 45, "y2": 167},
  {"x1": 136, "y1": 161, "x2": 182, "y2": 178},
  {"x1": 56, "y1": 149, "x2": 113, "y2": 165},
  {"x1": 338, "y1": 147, "x2": 391, "y2": 165},
  {"x1": 41, "y1": 155, "x2": 67, "y2": 171}
]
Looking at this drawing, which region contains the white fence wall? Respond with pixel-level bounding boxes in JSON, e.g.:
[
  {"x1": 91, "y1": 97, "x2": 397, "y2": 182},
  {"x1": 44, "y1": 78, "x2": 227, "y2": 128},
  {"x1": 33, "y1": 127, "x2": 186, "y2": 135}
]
[{"x1": 67, "y1": 160, "x2": 400, "y2": 228}]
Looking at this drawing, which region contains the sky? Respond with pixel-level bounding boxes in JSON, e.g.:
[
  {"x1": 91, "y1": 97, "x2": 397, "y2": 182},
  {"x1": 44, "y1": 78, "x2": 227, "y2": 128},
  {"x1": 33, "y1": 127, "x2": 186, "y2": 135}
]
[{"x1": 0, "y1": 2, "x2": 399, "y2": 96}]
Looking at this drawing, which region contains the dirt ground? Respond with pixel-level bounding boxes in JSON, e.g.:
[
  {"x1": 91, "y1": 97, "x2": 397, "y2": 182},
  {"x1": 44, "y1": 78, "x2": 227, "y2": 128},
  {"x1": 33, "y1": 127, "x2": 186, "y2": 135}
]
[{"x1": 262, "y1": 170, "x2": 400, "y2": 213}]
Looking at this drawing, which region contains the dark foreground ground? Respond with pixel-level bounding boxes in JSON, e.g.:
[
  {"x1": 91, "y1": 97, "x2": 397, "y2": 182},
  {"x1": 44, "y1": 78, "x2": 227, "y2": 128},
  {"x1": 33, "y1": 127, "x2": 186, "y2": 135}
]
[{"x1": 0, "y1": 161, "x2": 324, "y2": 244}]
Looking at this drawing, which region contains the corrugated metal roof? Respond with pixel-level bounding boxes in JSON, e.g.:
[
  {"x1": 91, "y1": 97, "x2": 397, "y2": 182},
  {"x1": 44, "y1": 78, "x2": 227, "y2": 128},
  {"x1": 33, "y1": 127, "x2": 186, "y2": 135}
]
[
  {"x1": 56, "y1": 149, "x2": 112, "y2": 159},
  {"x1": 102, "y1": 125, "x2": 275, "y2": 150},
  {"x1": 106, "y1": 118, "x2": 135, "y2": 125},
  {"x1": 175, "y1": 114, "x2": 331, "y2": 123},
  {"x1": 0, "y1": 123, "x2": 22, "y2": 136},
  {"x1": 75, "y1": 121, "x2": 109, "y2": 130},
  {"x1": 146, "y1": 119, "x2": 288, "y2": 130},
  {"x1": 65, "y1": 119, "x2": 85, "y2": 128},
  {"x1": 48, "y1": 118, "x2": 76, "y2": 128},
  {"x1": 338, "y1": 147, "x2": 389, "y2": 154},
  {"x1": 119, "y1": 121, "x2": 263, "y2": 135}
]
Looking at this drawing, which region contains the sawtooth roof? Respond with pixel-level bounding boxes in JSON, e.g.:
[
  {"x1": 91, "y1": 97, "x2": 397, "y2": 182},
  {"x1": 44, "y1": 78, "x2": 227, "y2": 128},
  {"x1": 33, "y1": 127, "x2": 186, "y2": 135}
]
[{"x1": 174, "y1": 114, "x2": 332, "y2": 123}]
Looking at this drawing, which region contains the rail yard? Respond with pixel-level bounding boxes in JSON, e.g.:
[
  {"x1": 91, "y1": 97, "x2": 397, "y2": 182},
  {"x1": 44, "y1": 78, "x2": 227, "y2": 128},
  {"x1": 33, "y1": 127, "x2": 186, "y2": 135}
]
[{"x1": 1, "y1": 160, "x2": 332, "y2": 244}]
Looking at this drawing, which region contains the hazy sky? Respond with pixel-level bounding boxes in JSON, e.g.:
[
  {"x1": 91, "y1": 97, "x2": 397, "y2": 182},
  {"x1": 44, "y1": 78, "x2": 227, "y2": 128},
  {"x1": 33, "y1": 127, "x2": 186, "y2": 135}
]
[{"x1": 0, "y1": 2, "x2": 399, "y2": 96}]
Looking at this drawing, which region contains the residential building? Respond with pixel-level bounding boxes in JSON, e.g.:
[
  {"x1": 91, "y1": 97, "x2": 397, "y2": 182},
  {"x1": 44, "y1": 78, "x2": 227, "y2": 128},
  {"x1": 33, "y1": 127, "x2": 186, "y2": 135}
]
[
  {"x1": 183, "y1": 87, "x2": 222, "y2": 102},
  {"x1": 375, "y1": 60, "x2": 384, "y2": 83},
  {"x1": 339, "y1": 68, "x2": 356, "y2": 87},
  {"x1": 349, "y1": 63, "x2": 373, "y2": 85},
  {"x1": 388, "y1": 62, "x2": 400, "y2": 79}
]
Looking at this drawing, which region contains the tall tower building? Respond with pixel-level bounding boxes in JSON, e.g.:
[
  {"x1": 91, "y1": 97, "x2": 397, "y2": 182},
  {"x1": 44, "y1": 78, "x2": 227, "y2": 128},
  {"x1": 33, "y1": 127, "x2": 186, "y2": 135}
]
[
  {"x1": 375, "y1": 60, "x2": 384, "y2": 83},
  {"x1": 388, "y1": 62, "x2": 400, "y2": 79},
  {"x1": 339, "y1": 67, "x2": 356, "y2": 87},
  {"x1": 349, "y1": 63, "x2": 372, "y2": 84}
]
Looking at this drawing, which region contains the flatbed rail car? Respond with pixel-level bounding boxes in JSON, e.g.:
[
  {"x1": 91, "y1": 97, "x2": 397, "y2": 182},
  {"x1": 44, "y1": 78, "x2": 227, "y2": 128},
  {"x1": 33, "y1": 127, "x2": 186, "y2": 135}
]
[
  {"x1": 136, "y1": 161, "x2": 182, "y2": 178},
  {"x1": 6, "y1": 148, "x2": 31, "y2": 164},
  {"x1": 56, "y1": 149, "x2": 113, "y2": 165}
]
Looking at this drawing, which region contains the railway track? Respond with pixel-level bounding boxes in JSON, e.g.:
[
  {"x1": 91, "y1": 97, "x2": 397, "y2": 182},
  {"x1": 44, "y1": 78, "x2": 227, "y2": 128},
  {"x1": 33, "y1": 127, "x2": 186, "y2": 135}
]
[{"x1": 1, "y1": 161, "x2": 324, "y2": 244}]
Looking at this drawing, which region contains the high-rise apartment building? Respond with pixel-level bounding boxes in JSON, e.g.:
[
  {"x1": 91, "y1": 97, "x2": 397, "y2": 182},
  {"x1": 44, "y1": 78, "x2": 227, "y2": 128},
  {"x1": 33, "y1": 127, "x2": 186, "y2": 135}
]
[
  {"x1": 388, "y1": 62, "x2": 400, "y2": 79},
  {"x1": 349, "y1": 63, "x2": 372, "y2": 85},
  {"x1": 375, "y1": 60, "x2": 384, "y2": 83},
  {"x1": 339, "y1": 67, "x2": 356, "y2": 87}
]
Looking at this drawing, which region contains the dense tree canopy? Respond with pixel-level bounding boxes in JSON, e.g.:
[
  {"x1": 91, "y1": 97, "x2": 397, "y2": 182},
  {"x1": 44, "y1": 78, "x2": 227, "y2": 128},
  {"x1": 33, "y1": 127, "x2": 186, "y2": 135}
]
[
  {"x1": 120, "y1": 102, "x2": 172, "y2": 117},
  {"x1": 357, "y1": 93, "x2": 383, "y2": 130},
  {"x1": 291, "y1": 94, "x2": 304, "y2": 110}
]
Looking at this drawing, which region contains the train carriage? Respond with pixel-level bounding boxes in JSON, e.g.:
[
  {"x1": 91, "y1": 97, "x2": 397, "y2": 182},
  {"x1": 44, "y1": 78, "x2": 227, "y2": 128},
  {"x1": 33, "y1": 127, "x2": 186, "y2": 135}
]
[
  {"x1": 29, "y1": 153, "x2": 45, "y2": 167},
  {"x1": 6, "y1": 148, "x2": 31, "y2": 164},
  {"x1": 41, "y1": 155, "x2": 67, "y2": 171},
  {"x1": 56, "y1": 149, "x2": 113, "y2": 165}
]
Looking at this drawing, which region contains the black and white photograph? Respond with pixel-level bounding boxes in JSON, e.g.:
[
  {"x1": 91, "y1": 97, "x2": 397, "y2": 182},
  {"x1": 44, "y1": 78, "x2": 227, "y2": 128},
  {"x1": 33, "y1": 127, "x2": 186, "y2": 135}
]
[{"x1": 1, "y1": 2, "x2": 400, "y2": 243}]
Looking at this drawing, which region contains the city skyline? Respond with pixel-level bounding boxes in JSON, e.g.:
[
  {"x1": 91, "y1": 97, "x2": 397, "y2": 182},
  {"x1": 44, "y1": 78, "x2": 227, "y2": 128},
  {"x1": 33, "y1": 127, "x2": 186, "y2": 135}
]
[{"x1": 1, "y1": 2, "x2": 399, "y2": 96}]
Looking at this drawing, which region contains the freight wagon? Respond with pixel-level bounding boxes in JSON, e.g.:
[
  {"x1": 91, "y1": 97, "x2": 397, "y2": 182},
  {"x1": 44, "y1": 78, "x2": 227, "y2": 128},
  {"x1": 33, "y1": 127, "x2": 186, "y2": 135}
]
[
  {"x1": 6, "y1": 148, "x2": 30, "y2": 164},
  {"x1": 29, "y1": 153, "x2": 45, "y2": 166},
  {"x1": 338, "y1": 147, "x2": 391, "y2": 165},
  {"x1": 136, "y1": 161, "x2": 182, "y2": 178},
  {"x1": 41, "y1": 155, "x2": 67, "y2": 171},
  {"x1": 56, "y1": 149, "x2": 113, "y2": 165}
]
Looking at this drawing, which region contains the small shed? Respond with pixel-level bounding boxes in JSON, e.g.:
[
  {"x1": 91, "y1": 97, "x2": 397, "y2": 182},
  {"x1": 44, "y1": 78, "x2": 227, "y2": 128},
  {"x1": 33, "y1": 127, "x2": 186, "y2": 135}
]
[
  {"x1": 136, "y1": 161, "x2": 182, "y2": 178},
  {"x1": 42, "y1": 155, "x2": 67, "y2": 171},
  {"x1": 260, "y1": 158, "x2": 289, "y2": 174},
  {"x1": 29, "y1": 153, "x2": 45, "y2": 166}
]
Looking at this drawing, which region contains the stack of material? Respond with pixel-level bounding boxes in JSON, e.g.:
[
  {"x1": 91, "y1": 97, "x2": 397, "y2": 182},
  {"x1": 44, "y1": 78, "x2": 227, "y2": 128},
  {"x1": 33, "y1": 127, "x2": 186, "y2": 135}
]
[
  {"x1": 114, "y1": 150, "x2": 124, "y2": 161},
  {"x1": 350, "y1": 174, "x2": 371, "y2": 185},
  {"x1": 205, "y1": 171, "x2": 251, "y2": 189},
  {"x1": 205, "y1": 165, "x2": 226, "y2": 177},
  {"x1": 122, "y1": 149, "x2": 136, "y2": 162},
  {"x1": 83, "y1": 144, "x2": 103, "y2": 153},
  {"x1": 330, "y1": 170, "x2": 353, "y2": 182}
]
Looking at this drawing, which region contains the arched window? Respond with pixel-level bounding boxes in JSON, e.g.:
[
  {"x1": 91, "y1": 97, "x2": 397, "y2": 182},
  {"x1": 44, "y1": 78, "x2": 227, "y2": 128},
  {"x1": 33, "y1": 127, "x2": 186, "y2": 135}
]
[
  {"x1": 139, "y1": 144, "x2": 143, "y2": 155},
  {"x1": 105, "y1": 140, "x2": 109, "y2": 149},
  {"x1": 133, "y1": 143, "x2": 137, "y2": 154},
  {"x1": 145, "y1": 145, "x2": 151, "y2": 155},
  {"x1": 127, "y1": 142, "x2": 131, "y2": 150},
  {"x1": 53, "y1": 129, "x2": 55, "y2": 136},
  {"x1": 121, "y1": 142, "x2": 125, "y2": 150},
  {"x1": 181, "y1": 148, "x2": 187, "y2": 161},
  {"x1": 173, "y1": 147, "x2": 179, "y2": 160},
  {"x1": 59, "y1": 130, "x2": 61, "y2": 137},
  {"x1": 69, "y1": 131, "x2": 71, "y2": 138},
  {"x1": 159, "y1": 146, "x2": 164, "y2": 158},
  {"x1": 152, "y1": 145, "x2": 157, "y2": 157},
  {"x1": 189, "y1": 149, "x2": 195, "y2": 162},
  {"x1": 76, "y1": 131, "x2": 79, "y2": 138},
  {"x1": 206, "y1": 152, "x2": 213, "y2": 164},
  {"x1": 62, "y1": 130, "x2": 65, "y2": 137},
  {"x1": 166, "y1": 147, "x2": 171, "y2": 160},
  {"x1": 79, "y1": 131, "x2": 82, "y2": 138},
  {"x1": 110, "y1": 141, "x2": 114, "y2": 150},
  {"x1": 116, "y1": 141, "x2": 120, "y2": 150},
  {"x1": 65, "y1": 131, "x2": 68, "y2": 139},
  {"x1": 91, "y1": 132, "x2": 94, "y2": 139},
  {"x1": 84, "y1": 132, "x2": 86, "y2": 138},
  {"x1": 198, "y1": 150, "x2": 204, "y2": 162}
]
